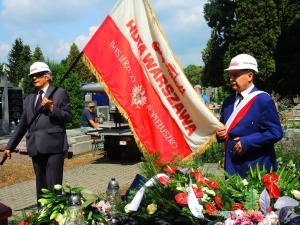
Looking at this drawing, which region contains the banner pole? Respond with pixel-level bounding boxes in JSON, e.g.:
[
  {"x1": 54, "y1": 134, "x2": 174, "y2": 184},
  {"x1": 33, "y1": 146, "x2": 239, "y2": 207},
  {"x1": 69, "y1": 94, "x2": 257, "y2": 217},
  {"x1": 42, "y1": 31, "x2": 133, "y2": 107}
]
[{"x1": 0, "y1": 52, "x2": 83, "y2": 165}]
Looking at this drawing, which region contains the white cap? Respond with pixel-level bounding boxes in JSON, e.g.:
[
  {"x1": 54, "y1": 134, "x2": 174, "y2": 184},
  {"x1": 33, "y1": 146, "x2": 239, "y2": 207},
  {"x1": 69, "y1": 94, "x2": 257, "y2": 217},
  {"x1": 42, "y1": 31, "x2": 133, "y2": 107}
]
[
  {"x1": 225, "y1": 54, "x2": 258, "y2": 72},
  {"x1": 194, "y1": 84, "x2": 202, "y2": 89},
  {"x1": 28, "y1": 62, "x2": 51, "y2": 76}
]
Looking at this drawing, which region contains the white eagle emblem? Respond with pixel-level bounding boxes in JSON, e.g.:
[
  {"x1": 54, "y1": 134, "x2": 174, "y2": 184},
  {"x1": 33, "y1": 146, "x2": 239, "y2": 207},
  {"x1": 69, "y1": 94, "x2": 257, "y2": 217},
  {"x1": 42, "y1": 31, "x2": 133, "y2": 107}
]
[{"x1": 131, "y1": 85, "x2": 147, "y2": 109}]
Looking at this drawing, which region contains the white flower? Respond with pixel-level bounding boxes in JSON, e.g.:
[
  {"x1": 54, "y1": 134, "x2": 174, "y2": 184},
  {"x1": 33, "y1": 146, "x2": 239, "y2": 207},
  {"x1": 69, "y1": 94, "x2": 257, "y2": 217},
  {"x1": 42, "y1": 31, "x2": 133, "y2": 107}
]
[
  {"x1": 242, "y1": 179, "x2": 248, "y2": 186},
  {"x1": 55, "y1": 212, "x2": 67, "y2": 225},
  {"x1": 206, "y1": 189, "x2": 216, "y2": 196},
  {"x1": 54, "y1": 184, "x2": 62, "y2": 191},
  {"x1": 176, "y1": 183, "x2": 185, "y2": 192},
  {"x1": 291, "y1": 190, "x2": 300, "y2": 200},
  {"x1": 201, "y1": 193, "x2": 208, "y2": 202},
  {"x1": 234, "y1": 209, "x2": 243, "y2": 217},
  {"x1": 147, "y1": 203, "x2": 157, "y2": 214},
  {"x1": 124, "y1": 204, "x2": 131, "y2": 213},
  {"x1": 257, "y1": 211, "x2": 278, "y2": 225}
]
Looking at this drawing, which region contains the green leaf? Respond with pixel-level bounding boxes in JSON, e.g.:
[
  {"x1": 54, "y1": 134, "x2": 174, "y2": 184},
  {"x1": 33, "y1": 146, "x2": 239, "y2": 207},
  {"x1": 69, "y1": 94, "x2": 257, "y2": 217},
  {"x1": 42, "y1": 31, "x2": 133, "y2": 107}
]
[{"x1": 82, "y1": 198, "x2": 98, "y2": 207}]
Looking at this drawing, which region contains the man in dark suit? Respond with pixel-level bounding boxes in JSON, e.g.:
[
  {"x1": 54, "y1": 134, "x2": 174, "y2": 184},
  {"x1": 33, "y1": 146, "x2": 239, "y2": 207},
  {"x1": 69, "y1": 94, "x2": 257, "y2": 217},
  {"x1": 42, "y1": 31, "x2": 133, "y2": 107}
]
[
  {"x1": 2, "y1": 62, "x2": 72, "y2": 203},
  {"x1": 216, "y1": 54, "x2": 283, "y2": 178}
]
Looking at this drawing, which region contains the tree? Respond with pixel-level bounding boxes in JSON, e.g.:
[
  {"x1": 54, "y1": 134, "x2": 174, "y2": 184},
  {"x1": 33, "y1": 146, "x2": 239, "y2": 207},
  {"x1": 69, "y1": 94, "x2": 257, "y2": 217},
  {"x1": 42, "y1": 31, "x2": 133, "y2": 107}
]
[
  {"x1": 22, "y1": 46, "x2": 45, "y2": 97},
  {"x1": 202, "y1": 0, "x2": 237, "y2": 88},
  {"x1": 67, "y1": 43, "x2": 96, "y2": 82},
  {"x1": 7, "y1": 38, "x2": 29, "y2": 86},
  {"x1": 224, "y1": 0, "x2": 281, "y2": 89},
  {"x1": 183, "y1": 64, "x2": 203, "y2": 87},
  {"x1": 61, "y1": 45, "x2": 85, "y2": 129},
  {"x1": 272, "y1": 0, "x2": 300, "y2": 99},
  {"x1": 32, "y1": 45, "x2": 45, "y2": 62}
]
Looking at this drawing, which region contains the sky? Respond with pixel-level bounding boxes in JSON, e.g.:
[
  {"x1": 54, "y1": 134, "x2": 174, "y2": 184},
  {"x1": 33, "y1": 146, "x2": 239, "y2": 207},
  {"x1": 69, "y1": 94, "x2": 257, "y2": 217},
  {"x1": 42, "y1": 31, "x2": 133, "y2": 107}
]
[{"x1": 0, "y1": 0, "x2": 211, "y2": 68}]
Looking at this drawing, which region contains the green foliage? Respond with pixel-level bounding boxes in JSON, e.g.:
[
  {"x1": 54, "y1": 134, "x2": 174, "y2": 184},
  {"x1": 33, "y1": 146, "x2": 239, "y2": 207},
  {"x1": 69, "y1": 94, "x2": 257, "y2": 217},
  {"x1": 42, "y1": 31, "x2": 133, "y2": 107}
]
[
  {"x1": 272, "y1": 0, "x2": 300, "y2": 98},
  {"x1": 209, "y1": 86, "x2": 229, "y2": 105},
  {"x1": 37, "y1": 184, "x2": 85, "y2": 223},
  {"x1": 7, "y1": 38, "x2": 32, "y2": 87},
  {"x1": 67, "y1": 43, "x2": 96, "y2": 82},
  {"x1": 226, "y1": 0, "x2": 280, "y2": 82},
  {"x1": 63, "y1": 45, "x2": 85, "y2": 129},
  {"x1": 183, "y1": 64, "x2": 203, "y2": 87},
  {"x1": 51, "y1": 61, "x2": 83, "y2": 129},
  {"x1": 275, "y1": 139, "x2": 300, "y2": 171},
  {"x1": 31, "y1": 45, "x2": 45, "y2": 62},
  {"x1": 202, "y1": 0, "x2": 237, "y2": 88},
  {"x1": 198, "y1": 141, "x2": 224, "y2": 164}
]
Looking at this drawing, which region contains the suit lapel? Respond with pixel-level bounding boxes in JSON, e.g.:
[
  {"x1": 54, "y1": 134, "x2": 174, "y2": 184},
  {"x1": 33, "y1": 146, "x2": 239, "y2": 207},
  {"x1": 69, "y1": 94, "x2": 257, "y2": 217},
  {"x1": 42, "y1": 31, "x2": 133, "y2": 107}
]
[{"x1": 45, "y1": 85, "x2": 54, "y2": 99}]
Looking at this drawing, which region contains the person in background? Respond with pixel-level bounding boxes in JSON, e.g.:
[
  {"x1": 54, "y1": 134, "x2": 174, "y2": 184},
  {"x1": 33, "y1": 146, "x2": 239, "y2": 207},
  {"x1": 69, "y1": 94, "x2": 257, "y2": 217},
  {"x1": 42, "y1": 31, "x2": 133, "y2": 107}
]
[
  {"x1": 216, "y1": 53, "x2": 283, "y2": 178},
  {"x1": 81, "y1": 102, "x2": 100, "y2": 133},
  {"x1": 1, "y1": 62, "x2": 72, "y2": 205},
  {"x1": 194, "y1": 84, "x2": 210, "y2": 106}
]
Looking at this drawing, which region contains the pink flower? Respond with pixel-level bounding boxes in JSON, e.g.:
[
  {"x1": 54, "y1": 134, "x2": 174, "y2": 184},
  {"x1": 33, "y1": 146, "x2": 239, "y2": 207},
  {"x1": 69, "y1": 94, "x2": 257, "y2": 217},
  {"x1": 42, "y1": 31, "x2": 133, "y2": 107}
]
[{"x1": 244, "y1": 210, "x2": 264, "y2": 222}]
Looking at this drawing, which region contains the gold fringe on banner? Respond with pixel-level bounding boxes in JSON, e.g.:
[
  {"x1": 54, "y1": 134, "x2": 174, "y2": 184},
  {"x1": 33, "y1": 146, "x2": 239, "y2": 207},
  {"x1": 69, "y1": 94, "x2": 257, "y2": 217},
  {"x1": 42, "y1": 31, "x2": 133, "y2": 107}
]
[{"x1": 82, "y1": 54, "x2": 151, "y2": 160}]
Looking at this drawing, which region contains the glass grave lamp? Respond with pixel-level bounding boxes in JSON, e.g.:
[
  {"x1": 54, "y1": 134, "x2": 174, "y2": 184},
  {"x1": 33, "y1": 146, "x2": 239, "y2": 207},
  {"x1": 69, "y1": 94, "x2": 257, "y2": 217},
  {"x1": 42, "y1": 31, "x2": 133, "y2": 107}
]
[{"x1": 65, "y1": 192, "x2": 85, "y2": 225}]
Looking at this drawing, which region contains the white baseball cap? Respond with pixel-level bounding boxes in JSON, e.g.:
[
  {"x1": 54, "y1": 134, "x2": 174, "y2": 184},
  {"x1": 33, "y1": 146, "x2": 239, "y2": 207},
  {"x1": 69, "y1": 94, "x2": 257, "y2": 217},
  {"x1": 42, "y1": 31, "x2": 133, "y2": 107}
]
[
  {"x1": 194, "y1": 84, "x2": 202, "y2": 89},
  {"x1": 225, "y1": 54, "x2": 258, "y2": 72},
  {"x1": 28, "y1": 62, "x2": 52, "y2": 76}
]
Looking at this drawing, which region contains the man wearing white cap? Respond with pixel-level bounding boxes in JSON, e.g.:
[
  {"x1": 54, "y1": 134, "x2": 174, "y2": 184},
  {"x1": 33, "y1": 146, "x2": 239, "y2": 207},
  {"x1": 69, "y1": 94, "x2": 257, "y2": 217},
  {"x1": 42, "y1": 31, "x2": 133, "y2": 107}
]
[
  {"x1": 216, "y1": 54, "x2": 283, "y2": 178},
  {"x1": 2, "y1": 62, "x2": 72, "y2": 204}
]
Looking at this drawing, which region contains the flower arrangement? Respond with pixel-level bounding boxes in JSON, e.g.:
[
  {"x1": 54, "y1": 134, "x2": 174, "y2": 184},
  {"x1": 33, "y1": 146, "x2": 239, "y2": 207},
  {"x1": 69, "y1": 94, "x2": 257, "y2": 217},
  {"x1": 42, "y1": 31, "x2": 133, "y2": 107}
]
[
  {"x1": 14, "y1": 184, "x2": 110, "y2": 225},
  {"x1": 12, "y1": 157, "x2": 300, "y2": 225},
  {"x1": 118, "y1": 157, "x2": 300, "y2": 225}
]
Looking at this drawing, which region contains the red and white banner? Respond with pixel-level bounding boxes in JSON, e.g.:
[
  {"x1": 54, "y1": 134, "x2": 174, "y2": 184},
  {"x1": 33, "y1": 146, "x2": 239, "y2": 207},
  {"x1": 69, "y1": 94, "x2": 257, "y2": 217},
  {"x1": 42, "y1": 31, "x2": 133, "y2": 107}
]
[{"x1": 82, "y1": 0, "x2": 223, "y2": 163}]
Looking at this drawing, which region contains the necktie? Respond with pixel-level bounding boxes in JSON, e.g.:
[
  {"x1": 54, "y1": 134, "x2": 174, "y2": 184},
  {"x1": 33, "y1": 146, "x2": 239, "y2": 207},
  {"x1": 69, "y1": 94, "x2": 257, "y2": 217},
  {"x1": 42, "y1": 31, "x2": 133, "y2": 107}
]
[
  {"x1": 236, "y1": 93, "x2": 243, "y2": 107},
  {"x1": 35, "y1": 90, "x2": 44, "y2": 112}
]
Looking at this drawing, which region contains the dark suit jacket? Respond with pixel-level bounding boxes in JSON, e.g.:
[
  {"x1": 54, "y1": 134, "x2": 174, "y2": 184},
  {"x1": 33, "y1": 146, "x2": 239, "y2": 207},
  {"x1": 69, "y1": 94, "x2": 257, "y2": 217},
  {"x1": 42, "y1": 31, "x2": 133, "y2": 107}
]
[
  {"x1": 6, "y1": 85, "x2": 72, "y2": 157},
  {"x1": 219, "y1": 86, "x2": 283, "y2": 177}
]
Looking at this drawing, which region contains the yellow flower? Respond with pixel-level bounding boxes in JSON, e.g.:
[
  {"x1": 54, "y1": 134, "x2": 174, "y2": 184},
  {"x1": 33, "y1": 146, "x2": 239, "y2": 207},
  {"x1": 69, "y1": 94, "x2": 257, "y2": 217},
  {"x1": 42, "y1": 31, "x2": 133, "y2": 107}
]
[
  {"x1": 291, "y1": 190, "x2": 300, "y2": 200},
  {"x1": 147, "y1": 203, "x2": 157, "y2": 215},
  {"x1": 124, "y1": 204, "x2": 131, "y2": 213},
  {"x1": 242, "y1": 179, "x2": 248, "y2": 186}
]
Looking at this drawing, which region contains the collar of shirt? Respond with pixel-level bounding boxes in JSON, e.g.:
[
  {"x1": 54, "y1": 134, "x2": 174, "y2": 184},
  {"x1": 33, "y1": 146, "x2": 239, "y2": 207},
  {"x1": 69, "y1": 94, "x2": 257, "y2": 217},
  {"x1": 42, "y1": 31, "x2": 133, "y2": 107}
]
[
  {"x1": 236, "y1": 84, "x2": 254, "y2": 99},
  {"x1": 36, "y1": 84, "x2": 49, "y2": 101}
]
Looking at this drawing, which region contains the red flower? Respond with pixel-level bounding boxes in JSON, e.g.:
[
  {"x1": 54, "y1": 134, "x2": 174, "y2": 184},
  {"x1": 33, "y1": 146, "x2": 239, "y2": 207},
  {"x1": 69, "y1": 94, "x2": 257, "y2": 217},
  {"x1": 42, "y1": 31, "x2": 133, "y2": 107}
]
[
  {"x1": 231, "y1": 203, "x2": 245, "y2": 211},
  {"x1": 175, "y1": 193, "x2": 188, "y2": 205},
  {"x1": 266, "y1": 182, "x2": 280, "y2": 199},
  {"x1": 207, "y1": 180, "x2": 219, "y2": 190},
  {"x1": 192, "y1": 186, "x2": 204, "y2": 198},
  {"x1": 215, "y1": 195, "x2": 223, "y2": 209},
  {"x1": 158, "y1": 176, "x2": 173, "y2": 186},
  {"x1": 163, "y1": 166, "x2": 177, "y2": 174},
  {"x1": 205, "y1": 204, "x2": 218, "y2": 214},
  {"x1": 18, "y1": 222, "x2": 29, "y2": 225},
  {"x1": 194, "y1": 171, "x2": 206, "y2": 185},
  {"x1": 262, "y1": 173, "x2": 278, "y2": 183}
]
